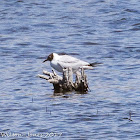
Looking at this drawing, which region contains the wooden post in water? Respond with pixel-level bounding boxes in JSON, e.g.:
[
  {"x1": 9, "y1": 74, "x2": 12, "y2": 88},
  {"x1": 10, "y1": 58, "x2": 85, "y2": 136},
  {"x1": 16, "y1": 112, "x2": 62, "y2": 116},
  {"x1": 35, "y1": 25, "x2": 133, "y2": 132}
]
[
  {"x1": 74, "y1": 68, "x2": 88, "y2": 92},
  {"x1": 38, "y1": 68, "x2": 88, "y2": 93}
]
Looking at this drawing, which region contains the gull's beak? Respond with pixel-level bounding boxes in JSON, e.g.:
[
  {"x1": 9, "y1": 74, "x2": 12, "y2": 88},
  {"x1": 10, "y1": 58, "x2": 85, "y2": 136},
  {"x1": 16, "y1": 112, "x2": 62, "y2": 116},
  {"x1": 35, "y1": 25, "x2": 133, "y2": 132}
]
[{"x1": 43, "y1": 58, "x2": 48, "y2": 63}]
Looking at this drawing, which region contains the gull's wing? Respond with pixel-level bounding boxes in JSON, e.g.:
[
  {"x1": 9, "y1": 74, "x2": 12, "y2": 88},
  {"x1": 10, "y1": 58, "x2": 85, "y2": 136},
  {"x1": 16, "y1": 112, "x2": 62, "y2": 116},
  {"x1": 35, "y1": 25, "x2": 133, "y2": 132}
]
[
  {"x1": 58, "y1": 55, "x2": 89, "y2": 68},
  {"x1": 59, "y1": 55, "x2": 81, "y2": 63}
]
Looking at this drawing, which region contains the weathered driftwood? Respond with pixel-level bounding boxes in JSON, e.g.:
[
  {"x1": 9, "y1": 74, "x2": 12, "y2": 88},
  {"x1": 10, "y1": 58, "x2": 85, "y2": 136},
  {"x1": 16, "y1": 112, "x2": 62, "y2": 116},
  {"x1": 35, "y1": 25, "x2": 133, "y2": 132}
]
[{"x1": 38, "y1": 68, "x2": 88, "y2": 93}]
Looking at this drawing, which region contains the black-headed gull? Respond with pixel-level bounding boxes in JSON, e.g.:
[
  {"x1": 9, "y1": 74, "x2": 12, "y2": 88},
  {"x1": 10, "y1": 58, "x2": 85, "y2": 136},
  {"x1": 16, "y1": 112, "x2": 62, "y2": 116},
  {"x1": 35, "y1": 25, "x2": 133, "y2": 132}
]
[{"x1": 43, "y1": 53, "x2": 98, "y2": 73}]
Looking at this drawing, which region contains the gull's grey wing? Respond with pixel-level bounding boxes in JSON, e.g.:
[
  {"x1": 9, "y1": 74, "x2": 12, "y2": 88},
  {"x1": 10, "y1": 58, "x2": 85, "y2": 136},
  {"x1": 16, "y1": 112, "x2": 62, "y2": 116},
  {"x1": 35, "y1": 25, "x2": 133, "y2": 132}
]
[
  {"x1": 59, "y1": 55, "x2": 89, "y2": 64},
  {"x1": 58, "y1": 55, "x2": 90, "y2": 69},
  {"x1": 59, "y1": 55, "x2": 81, "y2": 63}
]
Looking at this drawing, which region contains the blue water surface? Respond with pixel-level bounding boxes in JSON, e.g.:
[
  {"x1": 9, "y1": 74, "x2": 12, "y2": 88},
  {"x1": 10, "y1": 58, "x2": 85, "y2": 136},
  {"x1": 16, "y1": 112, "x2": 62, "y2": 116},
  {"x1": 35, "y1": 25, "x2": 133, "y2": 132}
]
[{"x1": 0, "y1": 0, "x2": 140, "y2": 139}]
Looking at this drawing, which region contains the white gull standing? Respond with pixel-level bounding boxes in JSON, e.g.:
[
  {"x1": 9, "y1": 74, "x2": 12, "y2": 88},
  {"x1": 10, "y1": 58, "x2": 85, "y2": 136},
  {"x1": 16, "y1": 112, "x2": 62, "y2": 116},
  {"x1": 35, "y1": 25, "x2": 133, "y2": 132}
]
[{"x1": 43, "y1": 53, "x2": 98, "y2": 73}]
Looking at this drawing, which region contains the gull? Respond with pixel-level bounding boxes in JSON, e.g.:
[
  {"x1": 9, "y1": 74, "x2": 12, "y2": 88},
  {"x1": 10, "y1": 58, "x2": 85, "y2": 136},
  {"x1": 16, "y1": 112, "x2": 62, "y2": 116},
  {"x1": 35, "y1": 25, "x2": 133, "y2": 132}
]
[{"x1": 43, "y1": 53, "x2": 99, "y2": 73}]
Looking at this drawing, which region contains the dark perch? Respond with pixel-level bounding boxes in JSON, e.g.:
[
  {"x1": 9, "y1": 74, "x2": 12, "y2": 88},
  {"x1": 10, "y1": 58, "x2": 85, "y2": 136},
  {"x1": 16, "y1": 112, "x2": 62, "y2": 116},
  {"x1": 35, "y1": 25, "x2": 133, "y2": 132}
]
[{"x1": 38, "y1": 68, "x2": 88, "y2": 93}]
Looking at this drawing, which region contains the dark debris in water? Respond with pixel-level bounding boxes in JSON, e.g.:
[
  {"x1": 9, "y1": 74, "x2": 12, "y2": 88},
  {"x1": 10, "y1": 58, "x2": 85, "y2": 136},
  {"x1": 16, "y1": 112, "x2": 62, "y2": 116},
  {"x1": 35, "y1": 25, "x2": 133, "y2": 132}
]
[
  {"x1": 82, "y1": 42, "x2": 101, "y2": 46},
  {"x1": 123, "y1": 111, "x2": 133, "y2": 122},
  {"x1": 123, "y1": 117, "x2": 133, "y2": 122}
]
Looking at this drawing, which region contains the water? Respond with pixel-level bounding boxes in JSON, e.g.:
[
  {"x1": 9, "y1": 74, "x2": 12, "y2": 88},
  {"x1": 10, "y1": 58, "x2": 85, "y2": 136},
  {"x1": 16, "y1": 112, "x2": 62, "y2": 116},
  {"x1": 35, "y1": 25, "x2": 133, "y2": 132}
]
[{"x1": 0, "y1": 0, "x2": 140, "y2": 139}]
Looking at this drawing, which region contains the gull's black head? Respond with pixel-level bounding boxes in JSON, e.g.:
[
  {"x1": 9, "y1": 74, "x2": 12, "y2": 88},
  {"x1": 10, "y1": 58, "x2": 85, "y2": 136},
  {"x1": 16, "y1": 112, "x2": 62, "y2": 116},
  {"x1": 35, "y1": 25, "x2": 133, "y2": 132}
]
[{"x1": 43, "y1": 53, "x2": 53, "y2": 63}]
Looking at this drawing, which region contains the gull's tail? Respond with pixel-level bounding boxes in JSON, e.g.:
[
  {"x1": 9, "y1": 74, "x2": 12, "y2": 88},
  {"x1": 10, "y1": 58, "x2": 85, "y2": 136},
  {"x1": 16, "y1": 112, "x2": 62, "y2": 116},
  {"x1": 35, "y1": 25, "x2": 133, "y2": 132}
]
[
  {"x1": 88, "y1": 62, "x2": 102, "y2": 67},
  {"x1": 81, "y1": 62, "x2": 102, "y2": 70}
]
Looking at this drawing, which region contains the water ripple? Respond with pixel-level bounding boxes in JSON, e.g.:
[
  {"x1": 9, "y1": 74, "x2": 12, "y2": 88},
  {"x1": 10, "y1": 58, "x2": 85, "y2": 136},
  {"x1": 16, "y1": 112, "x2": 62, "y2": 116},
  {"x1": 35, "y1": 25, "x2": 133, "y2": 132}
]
[{"x1": 0, "y1": 0, "x2": 140, "y2": 139}]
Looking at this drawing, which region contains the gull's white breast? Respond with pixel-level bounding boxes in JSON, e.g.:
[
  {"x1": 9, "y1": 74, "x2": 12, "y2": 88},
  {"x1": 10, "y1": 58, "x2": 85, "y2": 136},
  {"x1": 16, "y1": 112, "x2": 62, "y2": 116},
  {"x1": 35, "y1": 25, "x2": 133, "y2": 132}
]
[{"x1": 50, "y1": 60, "x2": 63, "y2": 72}]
